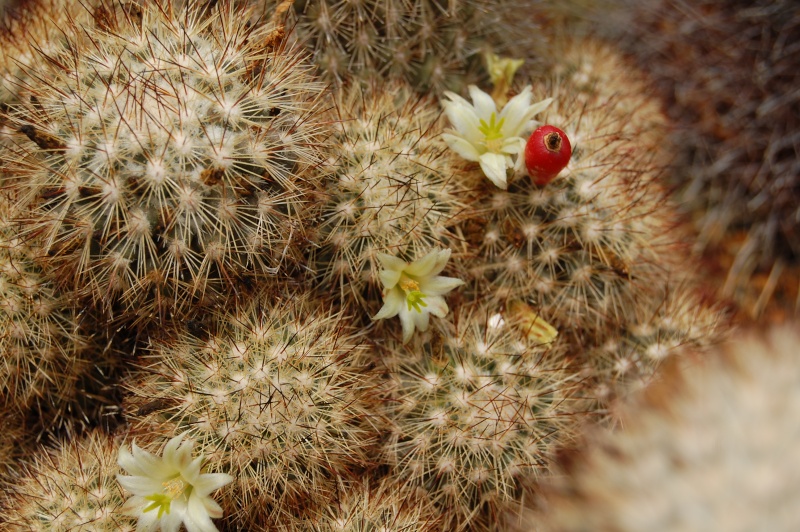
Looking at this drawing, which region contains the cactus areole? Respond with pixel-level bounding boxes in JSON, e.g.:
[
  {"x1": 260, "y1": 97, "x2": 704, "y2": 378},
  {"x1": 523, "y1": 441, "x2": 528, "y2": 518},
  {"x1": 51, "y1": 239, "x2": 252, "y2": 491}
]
[{"x1": 525, "y1": 125, "x2": 572, "y2": 185}]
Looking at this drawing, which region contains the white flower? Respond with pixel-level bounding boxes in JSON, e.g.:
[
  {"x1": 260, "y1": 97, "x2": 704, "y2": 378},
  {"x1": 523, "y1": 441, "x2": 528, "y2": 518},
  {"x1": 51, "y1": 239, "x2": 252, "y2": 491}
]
[
  {"x1": 442, "y1": 85, "x2": 552, "y2": 189},
  {"x1": 117, "y1": 434, "x2": 233, "y2": 532},
  {"x1": 372, "y1": 248, "x2": 464, "y2": 343}
]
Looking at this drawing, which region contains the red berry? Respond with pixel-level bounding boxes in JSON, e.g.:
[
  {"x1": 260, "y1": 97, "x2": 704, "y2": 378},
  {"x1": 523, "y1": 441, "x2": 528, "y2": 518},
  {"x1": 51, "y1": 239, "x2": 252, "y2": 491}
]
[{"x1": 525, "y1": 125, "x2": 572, "y2": 186}]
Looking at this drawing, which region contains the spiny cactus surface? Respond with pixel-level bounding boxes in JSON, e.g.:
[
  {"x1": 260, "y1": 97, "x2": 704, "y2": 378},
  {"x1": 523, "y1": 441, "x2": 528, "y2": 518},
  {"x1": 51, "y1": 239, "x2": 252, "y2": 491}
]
[
  {"x1": 250, "y1": 0, "x2": 549, "y2": 93},
  {"x1": 311, "y1": 79, "x2": 465, "y2": 312},
  {"x1": 123, "y1": 288, "x2": 381, "y2": 527},
  {"x1": 0, "y1": 429, "x2": 134, "y2": 531},
  {"x1": 380, "y1": 304, "x2": 580, "y2": 529},
  {"x1": 0, "y1": 192, "x2": 118, "y2": 431},
  {"x1": 457, "y1": 39, "x2": 685, "y2": 345},
  {"x1": 2, "y1": 0, "x2": 329, "y2": 323}
]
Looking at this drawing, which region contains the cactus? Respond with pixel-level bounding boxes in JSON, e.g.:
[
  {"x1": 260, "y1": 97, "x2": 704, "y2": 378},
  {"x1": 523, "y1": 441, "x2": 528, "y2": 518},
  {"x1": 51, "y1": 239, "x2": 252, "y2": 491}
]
[
  {"x1": 457, "y1": 38, "x2": 685, "y2": 344},
  {"x1": 0, "y1": 1, "x2": 751, "y2": 530},
  {"x1": 311, "y1": 79, "x2": 465, "y2": 312},
  {"x1": 123, "y1": 288, "x2": 381, "y2": 527},
  {"x1": 305, "y1": 478, "x2": 443, "y2": 531},
  {"x1": 579, "y1": 279, "x2": 727, "y2": 411},
  {"x1": 0, "y1": 409, "x2": 31, "y2": 482},
  {"x1": 0, "y1": 0, "x2": 95, "y2": 106},
  {"x1": 0, "y1": 191, "x2": 119, "y2": 432},
  {"x1": 596, "y1": 0, "x2": 800, "y2": 318},
  {"x1": 379, "y1": 303, "x2": 580, "y2": 529},
  {"x1": 0, "y1": 429, "x2": 135, "y2": 531},
  {"x1": 518, "y1": 325, "x2": 800, "y2": 532},
  {"x1": 2, "y1": 0, "x2": 330, "y2": 324},
  {"x1": 250, "y1": 0, "x2": 549, "y2": 93}
]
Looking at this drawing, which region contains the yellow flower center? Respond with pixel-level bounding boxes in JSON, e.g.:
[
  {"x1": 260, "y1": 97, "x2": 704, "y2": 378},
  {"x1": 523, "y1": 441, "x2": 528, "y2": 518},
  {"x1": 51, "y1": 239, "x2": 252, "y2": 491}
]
[
  {"x1": 478, "y1": 112, "x2": 506, "y2": 153},
  {"x1": 163, "y1": 477, "x2": 188, "y2": 498},
  {"x1": 143, "y1": 477, "x2": 190, "y2": 518},
  {"x1": 399, "y1": 276, "x2": 427, "y2": 313}
]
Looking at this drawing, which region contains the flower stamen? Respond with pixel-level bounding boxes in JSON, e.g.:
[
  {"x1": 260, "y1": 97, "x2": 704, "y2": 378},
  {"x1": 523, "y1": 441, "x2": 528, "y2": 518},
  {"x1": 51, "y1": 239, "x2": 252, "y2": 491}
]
[
  {"x1": 143, "y1": 493, "x2": 172, "y2": 518},
  {"x1": 163, "y1": 477, "x2": 188, "y2": 499},
  {"x1": 478, "y1": 113, "x2": 506, "y2": 152},
  {"x1": 400, "y1": 276, "x2": 428, "y2": 313}
]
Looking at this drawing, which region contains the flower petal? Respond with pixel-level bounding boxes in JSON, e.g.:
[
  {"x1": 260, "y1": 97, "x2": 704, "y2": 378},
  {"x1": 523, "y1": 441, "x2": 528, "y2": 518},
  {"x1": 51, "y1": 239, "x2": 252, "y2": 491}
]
[
  {"x1": 379, "y1": 268, "x2": 402, "y2": 290},
  {"x1": 373, "y1": 288, "x2": 404, "y2": 321},
  {"x1": 420, "y1": 275, "x2": 464, "y2": 296},
  {"x1": 522, "y1": 96, "x2": 553, "y2": 123},
  {"x1": 468, "y1": 85, "x2": 497, "y2": 120},
  {"x1": 117, "y1": 474, "x2": 164, "y2": 496},
  {"x1": 376, "y1": 252, "x2": 407, "y2": 272},
  {"x1": 134, "y1": 507, "x2": 159, "y2": 531},
  {"x1": 399, "y1": 307, "x2": 416, "y2": 343},
  {"x1": 118, "y1": 447, "x2": 151, "y2": 477},
  {"x1": 128, "y1": 443, "x2": 163, "y2": 478},
  {"x1": 193, "y1": 473, "x2": 234, "y2": 497},
  {"x1": 161, "y1": 509, "x2": 184, "y2": 532},
  {"x1": 498, "y1": 86, "x2": 533, "y2": 135},
  {"x1": 503, "y1": 91, "x2": 552, "y2": 137},
  {"x1": 501, "y1": 137, "x2": 525, "y2": 155},
  {"x1": 183, "y1": 494, "x2": 219, "y2": 532},
  {"x1": 122, "y1": 495, "x2": 148, "y2": 516},
  {"x1": 412, "y1": 306, "x2": 431, "y2": 332},
  {"x1": 405, "y1": 249, "x2": 448, "y2": 278},
  {"x1": 442, "y1": 92, "x2": 482, "y2": 143},
  {"x1": 479, "y1": 152, "x2": 510, "y2": 189},
  {"x1": 200, "y1": 494, "x2": 225, "y2": 519},
  {"x1": 441, "y1": 133, "x2": 481, "y2": 162},
  {"x1": 425, "y1": 296, "x2": 449, "y2": 318},
  {"x1": 162, "y1": 434, "x2": 186, "y2": 465}
]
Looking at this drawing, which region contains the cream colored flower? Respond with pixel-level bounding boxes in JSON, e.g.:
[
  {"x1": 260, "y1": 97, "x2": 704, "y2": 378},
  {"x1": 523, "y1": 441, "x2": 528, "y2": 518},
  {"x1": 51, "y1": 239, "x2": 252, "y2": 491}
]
[
  {"x1": 373, "y1": 249, "x2": 464, "y2": 343},
  {"x1": 442, "y1": 85, "x2": 551, "y2": 189},
  {"x1": 117, "y1": 434, "x2": 233, "y2": 532}
]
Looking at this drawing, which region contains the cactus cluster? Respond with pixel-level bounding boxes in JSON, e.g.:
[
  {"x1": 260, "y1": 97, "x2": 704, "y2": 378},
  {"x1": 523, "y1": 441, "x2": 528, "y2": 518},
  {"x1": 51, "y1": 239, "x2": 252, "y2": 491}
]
[
  {"x1": 260, "y1": 0, "x2": 548, "y2": 92},
  {"x1": 380, "y1": 305, "x2": 578, "y2": 528},
  {"x1": 311, "y1": 79, "x2": 465, "y2": 311},
  {"x1": 3, "y1": 0, "x2": 328, "y2": 323},
  {"x1": 0, "y1": 0, "x2": 754, "y2": 531},
  {"x1": 307, "y1": 479, "x2": 443, "y2": 531},
  {"x1": 457, "y1": 38, "x2": 684, "y2": 346},
  {"x1": 0, "y1": 192, "x2": 119, "y2": 431},
  {"x1": 581, "y1": 279, "x2": 726, "y2": 410},
  {"x1": 0, "y1": 0, "x2": 95, "y2": 106},
  {"x1": 0, "y1": 430, "x2": 134, "y2": 531}
]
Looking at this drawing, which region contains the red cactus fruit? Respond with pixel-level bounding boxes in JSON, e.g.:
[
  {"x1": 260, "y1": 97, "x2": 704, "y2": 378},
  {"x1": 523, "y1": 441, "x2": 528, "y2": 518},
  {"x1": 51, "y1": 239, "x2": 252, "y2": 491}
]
[{"x1": 525, "y1": 125, "x2": 572, "y2": 185}]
